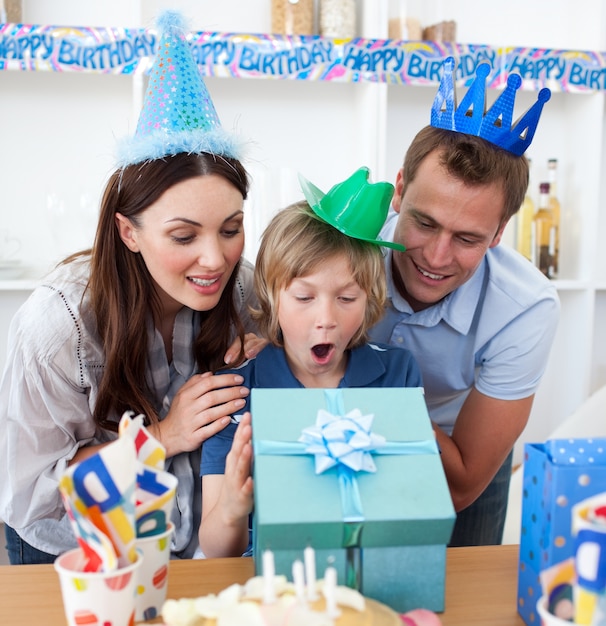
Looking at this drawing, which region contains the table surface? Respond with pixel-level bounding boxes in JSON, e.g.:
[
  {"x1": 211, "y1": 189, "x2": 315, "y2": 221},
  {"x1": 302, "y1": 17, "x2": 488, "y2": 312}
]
[{"x1": 0, "y1": 544, "x2": 526, "y2": 625}]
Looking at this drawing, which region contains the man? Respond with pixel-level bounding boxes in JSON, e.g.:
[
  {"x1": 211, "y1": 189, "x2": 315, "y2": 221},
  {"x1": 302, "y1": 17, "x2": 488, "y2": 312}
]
[{"x1": 370, "y1": 59, "x2": 559, "y2": 546}]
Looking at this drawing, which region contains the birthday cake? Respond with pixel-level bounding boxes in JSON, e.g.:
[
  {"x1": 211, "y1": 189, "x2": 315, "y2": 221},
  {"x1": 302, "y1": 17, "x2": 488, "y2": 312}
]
[{"x1": 161, "y1": 574, "x2": 402, "y2": 626}]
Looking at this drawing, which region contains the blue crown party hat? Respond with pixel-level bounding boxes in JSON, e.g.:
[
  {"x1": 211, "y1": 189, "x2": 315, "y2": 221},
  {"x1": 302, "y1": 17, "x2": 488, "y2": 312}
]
[
  {"x1": 430, "y1": 57, "x2": 551, "y2": 156},
  {"x1": 116, "y1": 11, "x2": 243, "y2": 167}
]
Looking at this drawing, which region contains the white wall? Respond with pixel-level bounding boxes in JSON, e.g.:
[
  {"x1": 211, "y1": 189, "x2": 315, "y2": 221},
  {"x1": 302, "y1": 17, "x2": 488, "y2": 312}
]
[
  {"x1": 2, "y1": 0, "x2": 605, "y2": 447},
  {"x1": 6, "y1": 0, "x2": 603, "y2": 271}
]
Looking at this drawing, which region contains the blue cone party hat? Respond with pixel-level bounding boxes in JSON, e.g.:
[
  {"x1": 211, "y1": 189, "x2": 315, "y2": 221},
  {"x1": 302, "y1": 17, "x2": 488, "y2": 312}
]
[
  {"x1": 116, "y1": 11, "x2": 243, "y2": 167},
  {"x1": 431, "y1": 57, "x2": 551, "y2": 157}
]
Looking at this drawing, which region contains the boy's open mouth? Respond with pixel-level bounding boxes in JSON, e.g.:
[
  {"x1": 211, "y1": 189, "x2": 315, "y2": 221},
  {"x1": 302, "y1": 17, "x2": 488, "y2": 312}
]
[{"x1": 311, "y1": 343, "x2": 334, "y2": 363}]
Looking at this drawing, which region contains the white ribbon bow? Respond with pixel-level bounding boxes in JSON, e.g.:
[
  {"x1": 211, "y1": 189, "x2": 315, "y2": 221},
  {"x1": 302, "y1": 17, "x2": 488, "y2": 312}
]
[{"x1": 298, "y1": 408, "x2": 386, "y2": 474}]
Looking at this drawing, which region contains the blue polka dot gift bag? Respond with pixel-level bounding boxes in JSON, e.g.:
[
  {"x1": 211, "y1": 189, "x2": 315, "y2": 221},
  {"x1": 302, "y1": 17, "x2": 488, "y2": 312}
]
[{"x1": 517, "y1": 438, "x2": 606, "y2": 625}]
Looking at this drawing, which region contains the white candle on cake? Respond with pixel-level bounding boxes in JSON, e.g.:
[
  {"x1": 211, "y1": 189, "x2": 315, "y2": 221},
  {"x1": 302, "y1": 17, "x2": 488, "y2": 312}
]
[
  {"x1": 324, "y1": 565, "x2": 340, "y2": 617},
  {"x1": 262, "y1": 549, "x2": 276, "y2": 604},
  {"x1": 292, "y1": 559, "x2": 306, "y2": 602},
  {"x1": 304, "y1": 546, "x2": 318, "y2": 600}
]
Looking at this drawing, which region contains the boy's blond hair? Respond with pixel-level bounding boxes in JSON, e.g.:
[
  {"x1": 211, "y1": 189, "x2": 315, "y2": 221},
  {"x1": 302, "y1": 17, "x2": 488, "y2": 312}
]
[{"x1": 253, "y1": 201, "x2": 386, "y2": 348}]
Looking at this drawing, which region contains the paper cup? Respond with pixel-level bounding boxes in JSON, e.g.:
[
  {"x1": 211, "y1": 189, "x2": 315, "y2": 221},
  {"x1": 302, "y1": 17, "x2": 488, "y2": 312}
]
[
  {"x1": 537, "y1": 595, "x2": 580, "y2": 625},
  {"x1": 54, "y1": 548, "x2": 142, "y2": 626},
  {"x1": 134, "y1": 522, "x2": 174, "y2": 621},
  {"x1": 572, "y1": 495, "x2": 606, "y2": 624}
]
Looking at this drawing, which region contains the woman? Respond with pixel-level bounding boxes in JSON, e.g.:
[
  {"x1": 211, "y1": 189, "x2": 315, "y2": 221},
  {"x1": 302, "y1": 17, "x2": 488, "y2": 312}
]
[
  {"x1": 0, "y1": 150, "x2": 260, "y2": 564},
  {"x1": 0, "y1": 11, "x2": 262, "y2": 564}
]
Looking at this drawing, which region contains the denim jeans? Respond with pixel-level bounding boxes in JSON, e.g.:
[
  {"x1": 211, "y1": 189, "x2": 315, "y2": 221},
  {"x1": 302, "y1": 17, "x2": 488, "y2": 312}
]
[
  {"x1": 4, "y1": 524, "x2": 57, "y2": 565},
  {"x1": 448, "y1": 450, "x2": 513, "y2": 547}
]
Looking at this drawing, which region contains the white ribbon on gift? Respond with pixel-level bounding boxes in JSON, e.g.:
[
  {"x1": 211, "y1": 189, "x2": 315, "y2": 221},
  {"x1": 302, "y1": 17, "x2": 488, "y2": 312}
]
[{"x1": 298, "y1": 408, "x2": 386, "y2": 474}]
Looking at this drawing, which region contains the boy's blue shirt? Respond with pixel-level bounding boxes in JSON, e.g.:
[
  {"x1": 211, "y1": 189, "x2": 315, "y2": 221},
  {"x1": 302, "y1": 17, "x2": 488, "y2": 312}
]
[
  {"x1": 199, "y1": 341, "x2": 422, "y2": 556},
  {"x1": 201, "y1": 341, "x2": 422, "y2": 476}
]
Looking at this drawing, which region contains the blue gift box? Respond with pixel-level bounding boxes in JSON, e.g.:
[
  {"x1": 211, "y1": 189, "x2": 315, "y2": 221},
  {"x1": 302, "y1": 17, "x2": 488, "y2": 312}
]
[
  {"x1": 251, "y1": 387, "x2": 455, "y2": 613},
  {"x1": 517, "y1": 438, "x2": 606, "y2": 625}
]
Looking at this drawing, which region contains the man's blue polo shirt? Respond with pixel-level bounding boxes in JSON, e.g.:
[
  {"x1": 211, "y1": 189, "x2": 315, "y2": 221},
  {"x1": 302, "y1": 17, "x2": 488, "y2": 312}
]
[
  {"x1": 369, "y1": 209, "x2": 560, "y2": 436},
  {"x1": 200, "y1": 342, "x2": 422, "y2": 476}
]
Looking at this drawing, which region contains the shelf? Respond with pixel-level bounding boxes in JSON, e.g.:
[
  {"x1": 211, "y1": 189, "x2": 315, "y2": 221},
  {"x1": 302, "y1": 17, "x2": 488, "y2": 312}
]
[
  {"x1": 1, "y1": 22, "x2": 606, "y2": 93},
  {"x1": 0, "y1": 279, "x2": 43, "y2": 291},
  {"x1": 0, "y1": 277, "x2": 602, "y2": 295},
  {"x1": 0, "y1": 264, "x2": 48, "y2": 291},
  {"x1": 551, "y1": 279, "x2": 595, "y2": 291},
  {"x1": 1, "y1": 277, "x2": 603, "y2": 293},
  {"x1": 1, "y1": 278, "x2": 601, "y2": 294}
]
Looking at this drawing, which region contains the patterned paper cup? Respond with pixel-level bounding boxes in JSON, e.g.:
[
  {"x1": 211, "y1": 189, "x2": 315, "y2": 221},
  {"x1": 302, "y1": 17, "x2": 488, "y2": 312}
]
[
  {"x1": 134, "y1": 522, "x2": 174, "y2": 621},
  {"x1": 537, "y1": 596, "x2": 580, "y2": 625},
  {"x1": 54, "y1": 548, "x2": 142, "y2": 626}
]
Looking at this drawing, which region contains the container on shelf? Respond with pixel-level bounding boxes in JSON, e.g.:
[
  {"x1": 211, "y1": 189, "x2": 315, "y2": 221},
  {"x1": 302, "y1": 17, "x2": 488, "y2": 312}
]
[
  {"x1": 532, "y1": 182, "x2": 557, "y2": 279},
  {"x1": 271, "y1": 0, "x2": 314, "y2": 36},
  {"x1": 1, "y1": 0, "x2": 21, "y2": 22},
  {"x1": 387, "y1": 0, "x2": 422, "y2": 40},
  {"x1": 422, "y1": 20, "x2": 457, "y2": 42},
  {"x1": 515, "y1": 158, "x2": 535, "y2": 262},
  {"x1": 547, "y1": 158, "x2": 561, "y2": 277},
  {"x1": 319, "y1": 0, "x2": 357, "y2": 39}
]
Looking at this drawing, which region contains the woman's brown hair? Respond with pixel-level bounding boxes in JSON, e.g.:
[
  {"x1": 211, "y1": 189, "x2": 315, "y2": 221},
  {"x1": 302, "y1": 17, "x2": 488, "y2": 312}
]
[{"x1": 80, "y1": 152, "x2": 249, "y2": 431}]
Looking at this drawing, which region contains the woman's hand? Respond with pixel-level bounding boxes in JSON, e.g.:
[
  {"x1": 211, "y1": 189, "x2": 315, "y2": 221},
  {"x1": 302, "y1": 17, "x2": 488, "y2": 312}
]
[
  {"x1": 152, "y1": 371, "x2": 249, "y2": 457},
  {"x1": 224, "y1": 332, "x2": 268, "y2": 365}
]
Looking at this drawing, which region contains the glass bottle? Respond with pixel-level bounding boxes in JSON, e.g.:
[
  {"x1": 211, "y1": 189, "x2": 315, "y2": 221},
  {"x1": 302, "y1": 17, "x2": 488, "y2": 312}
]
[
  {"x1": 515, "y1": 158, "x2": 535, "y2": 261},
  {"x1": 320, "y1": 0, "x2": 357, "y2": 39},
  {"x1": 532, "y1": 182, "x2": 556, "y2": 279},
  {"x1": 547, "y1": 158, "x2": 561, "y2": 277}
]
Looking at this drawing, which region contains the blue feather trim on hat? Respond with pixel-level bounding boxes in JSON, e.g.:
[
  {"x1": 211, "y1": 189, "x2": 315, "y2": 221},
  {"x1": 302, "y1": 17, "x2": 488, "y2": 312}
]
[
  {"x1": 156, "y1": 8, "x2": 188, "y2": 33},
  {"x1": 116, "y1": 10, "x2": 244, "y2": 167},
  {"x1": 116, "y1": 127, "x2": 245, "y2": 168}
]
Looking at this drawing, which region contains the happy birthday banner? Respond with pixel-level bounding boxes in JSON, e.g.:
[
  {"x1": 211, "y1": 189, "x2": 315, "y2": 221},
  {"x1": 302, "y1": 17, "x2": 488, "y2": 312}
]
[{"x1": 1, "y1": 22, "x2": 606, "y2": 92}]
